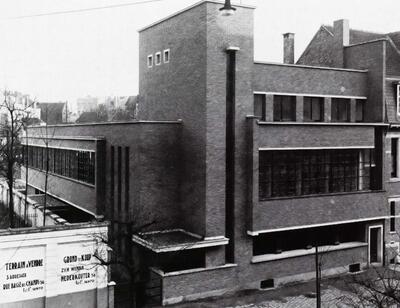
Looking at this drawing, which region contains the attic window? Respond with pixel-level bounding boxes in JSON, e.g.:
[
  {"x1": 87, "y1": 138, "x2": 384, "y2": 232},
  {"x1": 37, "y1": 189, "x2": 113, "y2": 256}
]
[
  {"x1": 147, "y1": 55, "x2": 153, "y2": 68},
  {"x1": 397, "y1": 83, "x2": 400, "y2": 116},
  {"x1": 164, "y1": 49, "x2": 170, "y2": 63},
  {"x1": 155, "y1": 52, "x2": 161, "y2": 65}
]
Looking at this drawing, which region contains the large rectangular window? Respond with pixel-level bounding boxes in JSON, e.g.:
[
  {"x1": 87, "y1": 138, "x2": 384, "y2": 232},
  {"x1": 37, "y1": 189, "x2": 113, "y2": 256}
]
[
  {"x1": 259, "y1": 149, "x2": 375, "y2": 200},
  {"x1": 304, "y1": 97, "x2": 323, "y2": 122},
  {"x1": 331, "y1": 98, "x2": 350, "y2": 122},
  {"x1": 273, "y1": 95, "x2": 296, "y2": 121},
  {"x1": 23, "y1": 145, "x2": 95, "y2": 185},
  {"x1": 253, "y1": 222, "x2": 366, "y2": 256}
]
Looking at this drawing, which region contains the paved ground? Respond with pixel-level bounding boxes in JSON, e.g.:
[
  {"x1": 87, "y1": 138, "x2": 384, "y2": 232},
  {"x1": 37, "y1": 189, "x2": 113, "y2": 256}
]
[
  {"x1": 164, "y1": 275, "x2": 375, "y2": 308},
  {"x1": 228, "y1": 286, "x2": 357, "y2": 308}
]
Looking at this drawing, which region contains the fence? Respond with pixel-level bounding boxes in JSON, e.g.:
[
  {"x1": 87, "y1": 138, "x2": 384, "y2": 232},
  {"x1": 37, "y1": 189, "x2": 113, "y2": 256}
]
[{"x1": 0, "y1": 180, "x2": 63, "y2": 227}]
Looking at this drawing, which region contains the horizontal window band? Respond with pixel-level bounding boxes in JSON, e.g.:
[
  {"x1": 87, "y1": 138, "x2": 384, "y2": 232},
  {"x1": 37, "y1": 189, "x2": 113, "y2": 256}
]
[
  {"x1": 253, "y1": 91, "x2": 367, "y2": 100},
  {"x1": 25, "y1": 166, "x2": 95, "y2": 188}
]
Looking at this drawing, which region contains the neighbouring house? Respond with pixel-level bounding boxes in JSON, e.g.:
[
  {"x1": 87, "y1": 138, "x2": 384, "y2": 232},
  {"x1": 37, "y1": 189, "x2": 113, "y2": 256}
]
[
  {"x1": 37, "y1": 102, "x2": 68, "y2": 124},
  {"x1": 19, "y1": 1, "x2": 400, "y2": 306},
  {"x1": 76, "y1": 96, "x2": 98, "y2": 115}
]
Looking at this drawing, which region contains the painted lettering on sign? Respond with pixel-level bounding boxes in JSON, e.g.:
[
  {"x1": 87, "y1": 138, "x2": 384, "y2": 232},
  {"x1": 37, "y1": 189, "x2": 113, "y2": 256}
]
[
  {"x1": 58, "y1": 242, "x2": 100, "y2": 294},
  {"x1": 0, "y1": 246, "x2": 46, "y2": 303}
]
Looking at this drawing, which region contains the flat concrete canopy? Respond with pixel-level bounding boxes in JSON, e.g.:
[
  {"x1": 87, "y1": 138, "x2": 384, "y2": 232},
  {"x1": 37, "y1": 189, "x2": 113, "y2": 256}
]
[{"x1": 132, "y1": 229, "x2": 228, "y2": 253}]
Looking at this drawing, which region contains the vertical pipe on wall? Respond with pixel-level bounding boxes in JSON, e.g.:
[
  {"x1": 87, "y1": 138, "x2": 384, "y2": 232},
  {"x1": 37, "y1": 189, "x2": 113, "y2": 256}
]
[{"x1": 225, "y1": 47, "x2": 239, "y2": 263}]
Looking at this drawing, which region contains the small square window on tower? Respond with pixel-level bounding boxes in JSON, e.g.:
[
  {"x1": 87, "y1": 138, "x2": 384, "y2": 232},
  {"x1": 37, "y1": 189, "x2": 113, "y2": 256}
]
[
  {"x1": 164, "y1": 49, "x2": 170, "y2": 63},
  {"x1": 155, "y1": 52, "x2": 161, "y2": 65},
  {"x1": 147, "y1": 55, "x2": 153, "y2": 68}
]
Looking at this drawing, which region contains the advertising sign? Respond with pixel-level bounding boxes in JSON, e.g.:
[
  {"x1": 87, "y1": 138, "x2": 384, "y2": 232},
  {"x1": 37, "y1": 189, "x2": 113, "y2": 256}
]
[
  {"x1": 0, "y1": 245, "x2": 46, "y2": 303},
  {"x1": 58, "y1": 241, "x2": 100, "y2": 294}
]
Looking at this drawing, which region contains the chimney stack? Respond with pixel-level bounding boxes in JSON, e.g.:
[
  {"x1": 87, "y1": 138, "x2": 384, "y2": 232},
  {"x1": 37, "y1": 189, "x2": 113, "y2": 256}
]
[
  {"x1": 333, "y1": 19, "x2": 350, "y2": 47},
  {"x1": 283, "y1": 33, "x2": 295, "y2": 64}
]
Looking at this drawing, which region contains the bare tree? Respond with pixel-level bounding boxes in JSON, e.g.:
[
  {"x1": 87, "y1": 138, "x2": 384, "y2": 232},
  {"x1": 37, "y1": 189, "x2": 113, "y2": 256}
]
[
  {"x1": 0, "y1": 90, "x2": 33, "y2": 228},
  {"x1": 334, "y1": 245, "x2": 400, "y2": 308}
]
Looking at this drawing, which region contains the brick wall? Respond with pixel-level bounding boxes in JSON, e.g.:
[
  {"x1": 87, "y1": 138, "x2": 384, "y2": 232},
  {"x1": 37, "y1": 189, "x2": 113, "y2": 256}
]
[
  {"x1": 251, "y1": 192, "x2": 385, "y2": 232},
  {"x1": 297, "y1": 27, "x2": 335, "y2": 67},
  {"x1": 139, "y1": 3, "x2": 208, "y2": 235},
  {"x1": 253, "y1": 62, "x2": 367, "y2": 97},
  {"x1": 26, "y1": 122, "x2": 181, "y2": 232},
  {"x1": 344, "y1": 40, "x2": 386, "y2": 122}
]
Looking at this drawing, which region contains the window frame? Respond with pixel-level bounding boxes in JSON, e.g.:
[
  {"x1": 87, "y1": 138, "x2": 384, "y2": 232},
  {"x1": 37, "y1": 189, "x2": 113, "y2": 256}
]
[
  {"x1": 390, "y1": 201, "x2": 396, "y2": 233},
  {"x1": 155, "y1": 52, "x2": 162, "y2": 66},
  {"x1": 392, "y1": 138, "x2": 399, "y2": 179},
  {"x1": 331, "y1": 98, "x2": 350, "y2": 122},
  {"x1": 163, "y1": 49, "x2": 170, "y2": 63},
  {"x1": 396, "y1": 83, "x2": 400, "y2": 116},
  {"x1": 24, "y1": 145, "x2": 96, "y2": 185},
  {"x1": 254, "y1": 94, "x2": 266, "y2": 120},
  {"x1": 147, "y1": 54, "x2": 153, "y2": 68},
  {"x1": 356, "y1": 99, "x2": 365, "y2": 122},
  {"x1": 259, "y1": 148, "x2": 374, "y2": 200},
  {"x1": 304, "y1": 96, "x2": 324, "y2": 122},
  {"x1": 273, "y1": 95, "x2": 296, "y2": 122}
]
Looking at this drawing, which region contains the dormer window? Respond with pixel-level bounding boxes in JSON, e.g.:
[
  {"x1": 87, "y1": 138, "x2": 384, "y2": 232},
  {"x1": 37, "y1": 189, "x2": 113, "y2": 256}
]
[
  {"x1": 147, "y1": 55, "x2": 153, "y2": 68},
  {"x1": 155, "y1": 52, "x2": 161, "y2": 65}
]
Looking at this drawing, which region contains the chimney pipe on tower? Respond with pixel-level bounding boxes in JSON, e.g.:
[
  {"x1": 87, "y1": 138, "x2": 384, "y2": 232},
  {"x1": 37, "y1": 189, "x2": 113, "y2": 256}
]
[{"x1": 283, "y1": 33, "x2": 295, "y2": 64}]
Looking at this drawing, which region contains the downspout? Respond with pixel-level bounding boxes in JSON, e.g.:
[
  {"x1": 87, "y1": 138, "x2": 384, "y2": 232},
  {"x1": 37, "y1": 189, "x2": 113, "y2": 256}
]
[{"x1": 225, "y1": 46, "x2": 240, "y2": 263}]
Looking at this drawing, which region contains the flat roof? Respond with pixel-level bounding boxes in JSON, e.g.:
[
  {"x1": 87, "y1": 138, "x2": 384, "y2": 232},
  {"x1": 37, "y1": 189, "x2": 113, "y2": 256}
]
[
  {"x1": 28, "y1": 119, "x2": 182, "y2": 129},
  {"x1": 138, "y1": 0, "x2": 255, "y2": 33},
  {"x1": 254, "y1": 61, "x2": 368, "y2": 73}
]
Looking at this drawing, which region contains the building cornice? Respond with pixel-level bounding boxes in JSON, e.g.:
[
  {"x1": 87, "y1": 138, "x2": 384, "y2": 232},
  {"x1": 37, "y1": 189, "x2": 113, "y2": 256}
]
[
  {"x1": 28, "y1": 119, "x2": 182, "y2": 129},
  {"x1": 257, "y1": 121, "x2": 388, "y2": 127},
  {"x1": 345, "y1": 38, "x2": 388, "y2": 48},
  {"x1": 137, "y1": 0, "x2": 255, "y2": 33},
  {"x1": 254, "y1": 61, "x2": 368, "y2": 73}
]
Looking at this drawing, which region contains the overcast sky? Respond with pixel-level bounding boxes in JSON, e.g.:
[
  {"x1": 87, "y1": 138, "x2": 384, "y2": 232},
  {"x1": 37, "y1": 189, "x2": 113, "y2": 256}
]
[{"x1": 0, "y1": 0, "x2": 399, "y2": 104}]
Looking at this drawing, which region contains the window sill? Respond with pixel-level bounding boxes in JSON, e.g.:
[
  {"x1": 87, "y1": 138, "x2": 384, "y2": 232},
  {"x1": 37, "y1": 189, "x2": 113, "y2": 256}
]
[
  {"x1": 259, "y1": 189, "x2": 385, "y2": 202},
  {"x1": 389, "y1": 178, "x2": 400, "y2": 183},
  {"x1": 150, "y1": 263, "x2": 238, "y2": 277},
  {"x1": 251, "y1": 242, "x2": 368, "y2": 263}
]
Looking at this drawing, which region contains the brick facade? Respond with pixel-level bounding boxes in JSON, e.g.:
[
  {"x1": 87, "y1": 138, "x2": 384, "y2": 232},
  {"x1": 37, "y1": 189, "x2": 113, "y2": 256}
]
[{"x1": 22, "y1": 1, "x2": 400, "y2": 306}]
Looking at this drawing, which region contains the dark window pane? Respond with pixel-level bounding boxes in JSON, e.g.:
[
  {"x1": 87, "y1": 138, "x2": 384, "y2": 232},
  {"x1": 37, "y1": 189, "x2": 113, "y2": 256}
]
[
  {"x1": 312, "y1": 98, "x2": 323, "y2": 121},
  {"x1": 303, "y1": 97, "x2": 311, "y2": 121},
  {"x1": 274, "y1": 96, "x2": 296, "y2": 121},
  {"x1": 356, "y1": 100, "x2": 365, "y2": 122},
  {"x1": 332, "y1": 98, "x2": 350, "y2": 122},
  {"x1": 254, "y1": 94, "x2": 266, "y2": 120},
  {"x1": 392, "y1": 138, "x2": 398, "y2": 178},
  {"x1": 390, "y1": 201, "x2": 396, "y2": 232},
  {"x1": 305, "y1": 97, "x2": 323, "y2": 122}
]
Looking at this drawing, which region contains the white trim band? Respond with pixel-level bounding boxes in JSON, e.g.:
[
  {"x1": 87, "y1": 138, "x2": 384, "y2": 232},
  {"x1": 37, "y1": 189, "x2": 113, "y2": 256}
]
[
  {"x1": 248, "y1": 216, "x2": 387, "y2": 236},
  {"x1": 259, "y1": 146, "x2": 374, "y2": 151},
  {"x1": 253, "y1": 91, "x2": 367, "y2": 100}
]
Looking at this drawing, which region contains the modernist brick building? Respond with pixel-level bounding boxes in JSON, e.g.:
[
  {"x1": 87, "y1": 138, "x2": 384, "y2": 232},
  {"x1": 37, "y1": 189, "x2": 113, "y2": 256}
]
[{"x1": 20, "y1": 0, "x2": 400, "y2": 305}]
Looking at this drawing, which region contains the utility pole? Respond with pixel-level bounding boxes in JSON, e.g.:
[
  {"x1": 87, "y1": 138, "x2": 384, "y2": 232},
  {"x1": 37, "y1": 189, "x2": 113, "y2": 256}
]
[
  {"x1": 315, "y1": 243, "x2": 321, "y2": 308},
  {"x1": 24, "y1": 124, "x2": 28, "y2": 224}
]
